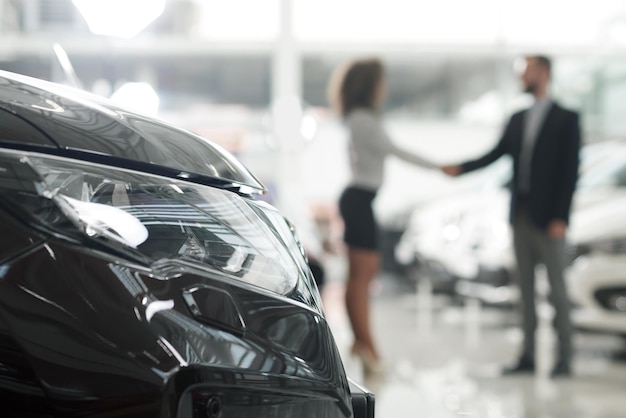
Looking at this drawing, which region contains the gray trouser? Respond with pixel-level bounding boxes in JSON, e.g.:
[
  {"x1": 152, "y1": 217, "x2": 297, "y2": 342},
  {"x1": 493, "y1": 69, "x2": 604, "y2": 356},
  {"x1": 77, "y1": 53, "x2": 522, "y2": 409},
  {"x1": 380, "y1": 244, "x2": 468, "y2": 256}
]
[{"x1": 512, "y1": 208, "x2": 572, "y2": 363}]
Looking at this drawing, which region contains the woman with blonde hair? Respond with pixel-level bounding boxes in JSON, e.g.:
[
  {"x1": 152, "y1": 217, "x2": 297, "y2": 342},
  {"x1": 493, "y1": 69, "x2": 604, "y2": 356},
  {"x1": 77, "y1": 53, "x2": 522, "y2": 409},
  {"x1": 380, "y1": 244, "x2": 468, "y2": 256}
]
[{"x1": 329, "y1": 58, "x2": 440, "y2": 376}]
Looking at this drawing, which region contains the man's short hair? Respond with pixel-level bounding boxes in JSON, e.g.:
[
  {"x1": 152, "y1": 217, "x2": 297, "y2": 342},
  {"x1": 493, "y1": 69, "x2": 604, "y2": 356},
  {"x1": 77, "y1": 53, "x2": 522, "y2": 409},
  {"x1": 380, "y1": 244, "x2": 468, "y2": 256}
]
[{"x1": 527, "y1": 55, "x2": 552, "y2": 77}]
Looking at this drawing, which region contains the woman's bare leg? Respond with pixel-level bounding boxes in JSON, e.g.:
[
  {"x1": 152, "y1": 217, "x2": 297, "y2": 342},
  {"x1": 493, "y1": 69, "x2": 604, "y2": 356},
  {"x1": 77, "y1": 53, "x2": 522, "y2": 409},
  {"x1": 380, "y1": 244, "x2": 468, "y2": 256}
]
[{"x1": 345, "y1": 247, "x2": 381, "y2": 359}]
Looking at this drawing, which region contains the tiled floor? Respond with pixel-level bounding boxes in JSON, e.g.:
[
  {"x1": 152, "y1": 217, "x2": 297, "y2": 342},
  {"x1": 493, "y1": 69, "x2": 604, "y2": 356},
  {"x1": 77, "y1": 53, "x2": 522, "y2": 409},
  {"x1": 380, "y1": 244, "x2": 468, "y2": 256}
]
[{"x1": 321, "y1": 260, "x2": 626, "y2": 418}]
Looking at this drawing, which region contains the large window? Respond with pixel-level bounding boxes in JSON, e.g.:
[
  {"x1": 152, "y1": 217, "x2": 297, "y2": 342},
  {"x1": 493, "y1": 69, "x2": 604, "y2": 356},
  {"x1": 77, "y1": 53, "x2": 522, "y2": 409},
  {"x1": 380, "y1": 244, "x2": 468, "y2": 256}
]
[{"x1": 294, "y1": 0, "x2": 626, "y2": 46}]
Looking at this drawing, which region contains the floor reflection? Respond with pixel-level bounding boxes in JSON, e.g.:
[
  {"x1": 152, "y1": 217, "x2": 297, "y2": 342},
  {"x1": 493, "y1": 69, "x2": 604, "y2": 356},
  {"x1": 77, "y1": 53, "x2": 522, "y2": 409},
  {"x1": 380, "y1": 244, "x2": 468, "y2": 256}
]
[{"x1": 322, "y1": 264, "x2": 626, "y2": 418}]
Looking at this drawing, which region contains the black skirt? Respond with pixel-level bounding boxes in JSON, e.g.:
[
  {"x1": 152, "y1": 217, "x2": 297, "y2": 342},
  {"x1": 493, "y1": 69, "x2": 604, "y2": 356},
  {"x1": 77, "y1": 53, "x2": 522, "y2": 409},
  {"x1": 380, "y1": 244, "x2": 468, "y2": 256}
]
[{"x1": 339, "y1": 186, "x2": 378, "y2": 251}]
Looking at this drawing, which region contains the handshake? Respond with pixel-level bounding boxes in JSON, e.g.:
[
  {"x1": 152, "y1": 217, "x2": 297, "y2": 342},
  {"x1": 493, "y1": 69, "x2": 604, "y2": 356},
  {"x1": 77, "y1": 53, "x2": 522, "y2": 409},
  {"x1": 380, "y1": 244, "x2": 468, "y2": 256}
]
[{"x1": 440, "y1": 164, "x2": 462, "y2": 177}]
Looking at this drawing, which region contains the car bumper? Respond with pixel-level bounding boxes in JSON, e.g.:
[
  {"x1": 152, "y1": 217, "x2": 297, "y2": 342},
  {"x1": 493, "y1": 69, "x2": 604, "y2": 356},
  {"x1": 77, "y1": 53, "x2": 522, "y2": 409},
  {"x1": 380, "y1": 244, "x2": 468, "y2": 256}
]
[{"x1": 349, "y1": 378, "x2": 376, "y2": 418}]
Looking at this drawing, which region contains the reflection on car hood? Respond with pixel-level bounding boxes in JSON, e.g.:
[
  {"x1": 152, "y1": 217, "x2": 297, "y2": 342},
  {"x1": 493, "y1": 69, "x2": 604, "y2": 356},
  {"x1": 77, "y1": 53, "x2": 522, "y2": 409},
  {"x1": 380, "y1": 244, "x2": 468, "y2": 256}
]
[{"x1": 0, "y1": 70, "x2": 265, "y2": 195}]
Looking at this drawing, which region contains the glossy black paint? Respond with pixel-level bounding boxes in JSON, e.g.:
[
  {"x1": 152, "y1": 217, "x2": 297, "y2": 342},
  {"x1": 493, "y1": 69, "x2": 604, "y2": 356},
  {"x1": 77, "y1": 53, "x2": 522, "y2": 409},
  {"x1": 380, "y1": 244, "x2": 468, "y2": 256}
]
[
  {"x1": 0, "y1": 71, "x2": 265, "y2": 195},
  {"x1": 0, "y1": 71, "x2": 365, "y2": 417},
  {"x1": 0, "y1": 230, "x2": 350, "y2": 416}
]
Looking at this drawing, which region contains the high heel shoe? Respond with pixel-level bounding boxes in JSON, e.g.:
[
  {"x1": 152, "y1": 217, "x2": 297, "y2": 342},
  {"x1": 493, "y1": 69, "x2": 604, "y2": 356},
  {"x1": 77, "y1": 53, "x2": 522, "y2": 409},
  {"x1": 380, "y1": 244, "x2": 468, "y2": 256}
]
[{"x1": 351, "y1": 345, "x2": 386, "y2": 378}]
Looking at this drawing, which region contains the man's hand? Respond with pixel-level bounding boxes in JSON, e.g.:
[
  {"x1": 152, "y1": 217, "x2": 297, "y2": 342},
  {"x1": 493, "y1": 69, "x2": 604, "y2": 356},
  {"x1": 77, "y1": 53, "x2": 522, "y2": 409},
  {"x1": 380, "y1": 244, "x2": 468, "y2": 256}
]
[
  {"x1": 441, "y1": 165, "x2": 461, "y2": 177},
  {"x1": 547, "y1": 220, "x2": 567, "y2": 239}
]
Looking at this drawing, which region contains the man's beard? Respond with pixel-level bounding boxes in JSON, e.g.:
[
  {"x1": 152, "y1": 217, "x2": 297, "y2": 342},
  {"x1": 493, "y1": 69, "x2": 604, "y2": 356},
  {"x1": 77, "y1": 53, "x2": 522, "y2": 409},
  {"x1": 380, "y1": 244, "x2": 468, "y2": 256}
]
[{"x1": 524, "y1": 83, "x2": 537, "y2": 94}]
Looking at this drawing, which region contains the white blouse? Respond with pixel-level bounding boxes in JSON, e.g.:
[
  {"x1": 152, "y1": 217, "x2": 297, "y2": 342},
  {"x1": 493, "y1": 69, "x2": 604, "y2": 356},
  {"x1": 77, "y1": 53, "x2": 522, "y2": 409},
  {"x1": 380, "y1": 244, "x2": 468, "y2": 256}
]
[{"x1": 346, "y1": 109, "x2": 437, "y2": 191}]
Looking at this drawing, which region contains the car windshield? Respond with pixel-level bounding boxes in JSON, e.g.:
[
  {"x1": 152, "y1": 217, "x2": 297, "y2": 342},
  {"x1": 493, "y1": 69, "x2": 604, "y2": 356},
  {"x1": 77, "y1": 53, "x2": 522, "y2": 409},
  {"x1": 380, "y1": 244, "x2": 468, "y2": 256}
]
[{"x1": 0, "y1": 149, "x2": 303, "y2": 296}]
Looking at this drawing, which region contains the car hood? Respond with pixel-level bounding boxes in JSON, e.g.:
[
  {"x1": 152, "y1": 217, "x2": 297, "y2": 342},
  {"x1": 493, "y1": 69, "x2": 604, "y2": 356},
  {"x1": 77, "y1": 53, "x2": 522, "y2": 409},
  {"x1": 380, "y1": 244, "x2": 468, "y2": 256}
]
[
  {"x1": 0, "y1": 70, "x2": 265, "y2": 195},
  {"x1": 570, "y1": 193, "x2": 626, "y2": 243}
]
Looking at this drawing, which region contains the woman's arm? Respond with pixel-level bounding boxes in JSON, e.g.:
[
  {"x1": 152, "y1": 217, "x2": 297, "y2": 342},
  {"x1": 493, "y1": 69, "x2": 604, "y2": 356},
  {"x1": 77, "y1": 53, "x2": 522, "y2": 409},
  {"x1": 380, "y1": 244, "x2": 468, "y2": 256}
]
[
  {"x1": 352, "y1": 111, "x2": 439, "y2": 170},
  {"x1": 387, "y1": 141, "x2": 439, "y2": 169}
]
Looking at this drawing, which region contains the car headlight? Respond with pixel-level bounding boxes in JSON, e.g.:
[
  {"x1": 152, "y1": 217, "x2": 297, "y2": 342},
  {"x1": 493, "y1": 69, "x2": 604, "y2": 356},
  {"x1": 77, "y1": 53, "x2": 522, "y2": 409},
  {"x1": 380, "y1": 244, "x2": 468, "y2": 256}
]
[
  {"x1": 594, "y1": 288, "x2": 626, "y2": 312},
  {"x1": 0, "y1": 149, "x2": 314, "y2": 300},
  {"x1": 572, "y1": 238, "x2": 626, "y2": 259},
  {"x1": 442, "y1": 223, "x2": 461, "y2": 242}
]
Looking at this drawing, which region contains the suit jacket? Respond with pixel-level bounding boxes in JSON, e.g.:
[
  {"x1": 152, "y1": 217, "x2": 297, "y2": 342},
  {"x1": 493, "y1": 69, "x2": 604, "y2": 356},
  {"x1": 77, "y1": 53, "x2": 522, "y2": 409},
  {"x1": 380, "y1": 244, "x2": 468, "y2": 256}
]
[{"x1": 461, "y1": 102, "x2": 581, "y2": 229}]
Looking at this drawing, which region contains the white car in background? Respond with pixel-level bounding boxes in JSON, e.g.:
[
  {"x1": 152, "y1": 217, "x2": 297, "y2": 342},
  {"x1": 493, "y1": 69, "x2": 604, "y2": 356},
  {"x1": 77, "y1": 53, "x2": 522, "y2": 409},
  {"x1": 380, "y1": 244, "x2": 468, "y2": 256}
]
[
  {"x1": 567, "y1": 196, "x2": 626, "y2": 335},
  {"x1": 394, "y1": 158, "x2": 512, "y2": 294},
  {"x1": 395, "y1": 141, "x2": 626, "y2": 309}
]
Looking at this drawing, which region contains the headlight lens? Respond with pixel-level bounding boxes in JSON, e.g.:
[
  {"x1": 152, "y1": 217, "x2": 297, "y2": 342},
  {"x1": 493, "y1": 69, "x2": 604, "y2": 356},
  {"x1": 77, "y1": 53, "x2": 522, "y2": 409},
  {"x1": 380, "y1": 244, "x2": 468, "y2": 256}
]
[
  {"x1": 594, "y1": 288, "x2": 626, "y2": 312},
  {"x1": 572, "y1": 239, "x2": 626, "y2": 259},
  {"x1": 0, "y1": 149, "x2": 307, "y2": 296}
]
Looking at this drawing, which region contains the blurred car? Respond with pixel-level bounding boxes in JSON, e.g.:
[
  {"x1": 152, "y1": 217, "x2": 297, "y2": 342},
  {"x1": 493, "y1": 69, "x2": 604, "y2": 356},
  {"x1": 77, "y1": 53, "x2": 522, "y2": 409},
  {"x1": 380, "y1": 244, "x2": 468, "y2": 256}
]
[
  {"x1": 567, "y1": 195, "x2": 626, "y2": 336},
  {"x1": 380, "y1": 154, "x2": 511, "y2": 280},
  {"x1": 453, "y1": 141, "x2": 626, "y2": 305},
  {"x1": 394, "y1": 157, "x2": 512, "y2": 295},
  {"x1": 0, "y1": 71, "x2": 373, "y2": 417},
  {"x1": 395, "y1": 141, "x2": 626, "y2": 304}
]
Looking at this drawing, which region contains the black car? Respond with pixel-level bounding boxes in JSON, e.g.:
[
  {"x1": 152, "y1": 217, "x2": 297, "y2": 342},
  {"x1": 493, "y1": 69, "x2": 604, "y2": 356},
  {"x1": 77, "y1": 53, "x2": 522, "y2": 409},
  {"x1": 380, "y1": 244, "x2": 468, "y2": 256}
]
[{"x1": 0, "y1": 71, "x2": 374, "y2": 417}]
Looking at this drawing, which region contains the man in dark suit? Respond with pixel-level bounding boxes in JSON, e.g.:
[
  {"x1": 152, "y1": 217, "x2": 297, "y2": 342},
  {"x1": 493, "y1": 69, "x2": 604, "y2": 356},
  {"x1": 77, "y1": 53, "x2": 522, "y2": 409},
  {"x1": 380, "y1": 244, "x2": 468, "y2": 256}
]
[{"x1": 443, "y1": 55, "x2": 581, "y2": 377}]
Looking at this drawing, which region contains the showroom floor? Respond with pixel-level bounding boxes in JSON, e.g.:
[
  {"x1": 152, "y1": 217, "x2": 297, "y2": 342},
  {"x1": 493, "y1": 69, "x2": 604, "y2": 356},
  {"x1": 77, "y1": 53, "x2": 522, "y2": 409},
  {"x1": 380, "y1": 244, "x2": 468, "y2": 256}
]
[{"x1": 321, "y1": 257, "x2": 626, "y2": 418}]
